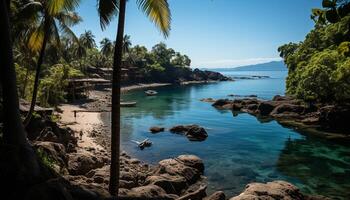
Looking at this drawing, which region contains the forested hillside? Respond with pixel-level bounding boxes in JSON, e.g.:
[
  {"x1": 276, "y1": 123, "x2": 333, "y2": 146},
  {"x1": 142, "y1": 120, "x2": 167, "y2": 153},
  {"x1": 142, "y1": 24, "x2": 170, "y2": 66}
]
[{"x1": 278, "y1": 0, "x2": 350, "y2": 103}]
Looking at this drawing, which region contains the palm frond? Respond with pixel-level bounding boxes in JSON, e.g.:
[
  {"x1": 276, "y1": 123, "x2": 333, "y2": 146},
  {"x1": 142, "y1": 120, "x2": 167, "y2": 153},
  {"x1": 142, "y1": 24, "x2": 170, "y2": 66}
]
[
  {"x1": 136, "y1": 0, "x2": 171, "y2": 38},
  {"x1": 18, "y1": 1, "x2": 42, "y2": 21},
  {"x1": 28, "y1": 23, "x2": 45, "y2": 52},
  {"x1": 59, "y1": 22, "x2": 79, "y2": 44},
  {"x1": 46, "y1": 0, "x2": 65, "y2": 15},
  {"x1": 63, "y1": 0, "x2": 80, "y2": 11},
  {"x1": 56, "y1": 11, "x2": 82, "y2": 26},
  {"x1": 97, "y1": 0, "x2": 119, "y2": 30}
]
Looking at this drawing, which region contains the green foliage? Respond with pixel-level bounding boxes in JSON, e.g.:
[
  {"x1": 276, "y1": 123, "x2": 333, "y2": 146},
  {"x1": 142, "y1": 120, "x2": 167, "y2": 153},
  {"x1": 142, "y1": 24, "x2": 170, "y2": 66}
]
[
  {"x1": 38, "y1": 64, "x2": 83, "y2": 106},
  {"x1": 279, "y1": 11, "x2": 350, "y2": 103},
  {"x1": 36, "y1": 148, "x2": 56, "y2": 169}
]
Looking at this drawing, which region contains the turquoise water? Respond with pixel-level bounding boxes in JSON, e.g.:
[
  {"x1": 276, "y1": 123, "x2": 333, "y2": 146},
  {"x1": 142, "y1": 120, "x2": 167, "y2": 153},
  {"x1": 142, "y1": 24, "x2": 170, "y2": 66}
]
[{"x1": 115, "y1": 71, "x2": 350, "y2": 199}]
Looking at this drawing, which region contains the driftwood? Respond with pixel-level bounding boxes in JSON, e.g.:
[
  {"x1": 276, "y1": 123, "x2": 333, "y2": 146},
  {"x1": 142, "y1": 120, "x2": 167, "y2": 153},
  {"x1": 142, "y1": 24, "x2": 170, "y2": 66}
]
[
  {"x1": 131, "y1": 138, "x2": 152, "y2": 149},
  {"x1": 176, "y1": 185, "x2": 207, "y2": 200}
]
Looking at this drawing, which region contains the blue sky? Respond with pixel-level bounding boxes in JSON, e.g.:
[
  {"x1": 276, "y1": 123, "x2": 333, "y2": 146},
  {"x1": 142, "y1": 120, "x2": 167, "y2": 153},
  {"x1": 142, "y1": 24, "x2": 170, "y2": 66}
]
[{"x1": 72, "y1": 0, "x2": 322, "y2": 68}]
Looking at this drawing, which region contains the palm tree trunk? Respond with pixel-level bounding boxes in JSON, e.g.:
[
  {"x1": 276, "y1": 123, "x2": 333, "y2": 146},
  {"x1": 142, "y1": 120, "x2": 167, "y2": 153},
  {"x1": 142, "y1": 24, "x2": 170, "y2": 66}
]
[
  {"x1": 21, "y1": 66, "x2": 30, "y2": 98},
  {"x1": 0, "y1": 0, "x2": 27, "y2": 145},
  {"x1": 109, "y1": 0, "x2": 126, "y2": 196},
  {"x1": 23, "y1": 19, "x2": 50, "y2": 126}
]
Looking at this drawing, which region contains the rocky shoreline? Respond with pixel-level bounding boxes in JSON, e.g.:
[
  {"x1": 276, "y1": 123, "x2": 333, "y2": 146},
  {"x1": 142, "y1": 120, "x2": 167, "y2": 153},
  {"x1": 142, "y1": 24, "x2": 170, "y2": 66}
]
[
  {"x1": 11, "y1": 85, "x2": 334, "y2": 199},
  {"x1": 203, "y1": 95, "x2": 350, "y2": 140}
]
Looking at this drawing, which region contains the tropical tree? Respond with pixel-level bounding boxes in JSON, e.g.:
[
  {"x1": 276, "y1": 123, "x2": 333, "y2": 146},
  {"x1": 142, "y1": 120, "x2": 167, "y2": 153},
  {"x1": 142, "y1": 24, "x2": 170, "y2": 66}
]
[
  {"x1": 122, "y1": 34, "x2": 132, "y2": 54},
  {"x1": 97, "y1": 0, "x2": 171, "y2": 196},
  {"x1": 0, "y1": 2, "x2": 41, "y2": 197},
  {"x1": 21, "y1": 0, "x2": 81, "y2": 125},
  {"x1": 79, "y1": 30, "x2": 96, "y2": 49},
  {"x1": 100, "y1": 37, "x2": 114, "y2": 57}
]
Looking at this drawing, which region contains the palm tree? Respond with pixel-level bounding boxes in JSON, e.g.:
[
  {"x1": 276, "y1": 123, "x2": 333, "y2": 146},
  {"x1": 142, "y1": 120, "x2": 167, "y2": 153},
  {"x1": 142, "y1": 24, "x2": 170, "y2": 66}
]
[
  {"x1": 97, "y1": 0, "x2": 171, "y2": 196},
  {"x1": 79, "y1": 30, "x2": 96, "y2": 49},
  {"x1": 100, "y1": 38, "x2": 114, "y2": 57},
  {"x1": 122, "y1": 34, "x2": 132, "y2": 54},
  {"x1": 0, "y1": 1, "x2": 41, "y2": 193},
  {"x1": 22, "y1": 0, "x2": 81, "y2": 125}
]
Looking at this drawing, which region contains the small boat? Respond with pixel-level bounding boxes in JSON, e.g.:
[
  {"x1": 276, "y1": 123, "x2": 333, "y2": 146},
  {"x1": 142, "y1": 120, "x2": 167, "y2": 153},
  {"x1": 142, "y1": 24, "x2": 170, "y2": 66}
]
[
  {"x1": 120, "y1": 101, "x2": 137, "y2": 107},
  {"x1": 145, "y1": 90, "x2": 158, "y2": 96}
]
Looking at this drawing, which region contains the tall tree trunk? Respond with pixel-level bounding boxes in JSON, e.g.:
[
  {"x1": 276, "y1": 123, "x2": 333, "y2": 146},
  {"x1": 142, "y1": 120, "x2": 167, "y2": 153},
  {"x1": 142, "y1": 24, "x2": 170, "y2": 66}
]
[
  {"x1": 109, "y1": 0, "x2": 126, "y2": 196},
  {"x1": 23, "y1": 19, "x2": 50, "y2": 126},
  {"x1": 21, "y1": 66, "x2": 30, "y2": 98},
  {"x1": 0, "y1": 3, "x2": 41, "y2": 196},
  {"x1": 0, "y1": 0, "x2": 26, "y2": 145}
]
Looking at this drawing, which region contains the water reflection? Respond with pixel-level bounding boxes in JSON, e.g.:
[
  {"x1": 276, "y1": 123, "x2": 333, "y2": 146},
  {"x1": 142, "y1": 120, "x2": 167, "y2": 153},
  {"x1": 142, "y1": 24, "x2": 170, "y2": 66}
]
[{"x1": 277, "y1": 137, "x2": 350, "y2": 199}]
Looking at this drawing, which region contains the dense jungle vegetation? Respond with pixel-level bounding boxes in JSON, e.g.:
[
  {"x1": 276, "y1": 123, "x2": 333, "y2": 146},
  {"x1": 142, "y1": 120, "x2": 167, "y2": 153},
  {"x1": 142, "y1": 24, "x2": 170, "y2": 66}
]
[{"x1": 278, "y1": 0, "x2": 350, "y2": 103}]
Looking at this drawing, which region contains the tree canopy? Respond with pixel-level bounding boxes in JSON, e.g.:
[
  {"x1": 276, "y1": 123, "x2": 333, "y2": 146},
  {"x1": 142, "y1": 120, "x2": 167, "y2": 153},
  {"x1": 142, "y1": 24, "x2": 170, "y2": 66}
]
[{"x1": 278, "y1": 0, "x2": 350, "y2": 103}]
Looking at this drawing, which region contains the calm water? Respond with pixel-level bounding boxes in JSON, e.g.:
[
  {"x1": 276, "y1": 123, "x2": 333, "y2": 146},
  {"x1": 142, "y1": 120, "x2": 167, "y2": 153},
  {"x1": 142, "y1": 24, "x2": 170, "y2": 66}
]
[{"x1": 115, "y1": 70, "x2": 350, "y2": 199}]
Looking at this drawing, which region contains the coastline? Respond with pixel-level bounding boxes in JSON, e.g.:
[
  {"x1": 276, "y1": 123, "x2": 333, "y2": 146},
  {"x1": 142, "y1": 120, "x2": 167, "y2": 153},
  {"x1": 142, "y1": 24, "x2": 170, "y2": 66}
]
[{"x1": 54, "y1": 82, "x2": 332, "y2": 199}]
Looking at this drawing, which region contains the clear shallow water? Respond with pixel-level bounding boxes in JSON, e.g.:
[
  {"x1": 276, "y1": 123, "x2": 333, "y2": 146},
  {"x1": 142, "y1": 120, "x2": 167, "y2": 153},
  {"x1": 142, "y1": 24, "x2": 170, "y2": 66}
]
[{"x1": 113, "y1": 71, "x2": 350, "y2": 199}]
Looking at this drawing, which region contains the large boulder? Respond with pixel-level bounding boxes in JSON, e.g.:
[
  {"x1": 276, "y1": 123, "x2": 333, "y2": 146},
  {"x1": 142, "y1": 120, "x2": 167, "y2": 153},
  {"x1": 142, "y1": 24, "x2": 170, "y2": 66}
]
[
  {"x1": 155, "y1": 155, "x2": 204, "y2": 184},
  {"x1": 68, "y1": 152, "x2": 107, "y2": 175},
  {"x1": 177, "y1": 155, "x2": 204, "y2": 173},
  {"x1": 204, "y1": 191, "x2": 226, "y2": 200},
  {"x1": 144, "y1": 174, "x2": 187, "y2": 195},
  {"x1": 170, "y1": 125, "x2": 208, "y2": 141},
  {"x1": 319, "y1": 105, "x2": 350, "y2": 132},
  {"x1": 257, "y1": 101, "x2": 275, "y2": 116},
  {"x1": 212, "y1": 99, "x2": 232, "y2": 109},
  {"x1": 271, "y1": 103, "x2": 305, "y2": 115},
  {"x1": 230, "y1": 181, "x2": 304, "y2": 200},
  {"x1": 186, "y1": 126, "x2": 208, "y2": 141},
  {"x1": 150, "y1": 126, "x2": 165, "y2": 133},
  {"x1": 124, "y1": 185, "x2": 178, "y2": 200},
  {"x1": 34, "y1": 141, "x2": 68, "y2": 173}
]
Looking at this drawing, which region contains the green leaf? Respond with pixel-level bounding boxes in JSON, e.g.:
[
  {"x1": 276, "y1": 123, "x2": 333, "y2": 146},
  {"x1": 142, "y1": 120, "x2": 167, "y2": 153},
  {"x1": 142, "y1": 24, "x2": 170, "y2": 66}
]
[
  {"x1": 137, "y1": 0, "x2": 171, "y2": 38},
  {"x1": 97, "y1": 0, "x2": 119, "y2": 30}
]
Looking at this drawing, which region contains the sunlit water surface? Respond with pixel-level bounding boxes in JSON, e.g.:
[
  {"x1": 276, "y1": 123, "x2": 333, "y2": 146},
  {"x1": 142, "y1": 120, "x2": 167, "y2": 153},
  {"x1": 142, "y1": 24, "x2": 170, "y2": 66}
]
[{"x1": 105, "y1": 70, "x2": 350, "y2": 199}]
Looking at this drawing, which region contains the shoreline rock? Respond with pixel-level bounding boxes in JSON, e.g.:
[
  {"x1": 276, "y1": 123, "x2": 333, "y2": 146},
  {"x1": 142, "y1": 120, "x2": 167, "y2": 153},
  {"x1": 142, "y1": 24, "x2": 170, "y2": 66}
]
[{"x1": 208, "y1": 96, "x2": 350, "y2": 139}]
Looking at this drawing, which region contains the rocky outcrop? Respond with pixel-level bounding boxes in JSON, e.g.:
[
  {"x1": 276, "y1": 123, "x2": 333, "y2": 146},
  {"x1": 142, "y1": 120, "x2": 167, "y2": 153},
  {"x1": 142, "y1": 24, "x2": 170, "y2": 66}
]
[
  {"x1": 67, "y1": 152, "x2": 108, "y2": 175},
  {"x1": 34, "y1": 141, "x2": 68, "y2": 174},
  {"x1": 27, "y1": 118, "x2": 77, "y2": 152},
  {"x1": 204, "y1": 191, "x2": 226, "y2": 200},
  {"x1": 192, "y1": 69, "x2": 232, "y2": 82},
  {"x1": 207, "y1": 96, "x2": 350, "y2": 136},
  {"x1": 170, "y1": 125, "x2": 208, "y2": 141},
  {"x1": 229, "y1": 181, "x2": 330, "y2": 200},
  {"x1": 150, "y1": 126, "x2": 165, "y2": 133}
]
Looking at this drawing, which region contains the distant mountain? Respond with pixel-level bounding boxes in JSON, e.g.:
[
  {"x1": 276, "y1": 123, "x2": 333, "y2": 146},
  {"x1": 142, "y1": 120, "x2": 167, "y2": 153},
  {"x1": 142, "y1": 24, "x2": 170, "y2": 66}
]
[{"x1": 212, "y1": 61, "x2": 287, "y2": 71}]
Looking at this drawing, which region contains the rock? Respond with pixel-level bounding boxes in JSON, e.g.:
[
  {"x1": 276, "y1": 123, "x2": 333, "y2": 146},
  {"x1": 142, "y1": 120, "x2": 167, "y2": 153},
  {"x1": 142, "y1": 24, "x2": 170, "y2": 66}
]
[
  {"x1": 319, "y1": 105, "x2": 350, "y2": 132},
  {"x1": 271, "y1": 103, "x2": 305, "y2": 115},
  {"x1": 68, "y1": 152, "x2": 106, "y2": 175},
  {"x1": 272, "y1": 95, "x2": 293, "y2": 101},
  {"x1": 150, "y1": 126, "x2": 165, "y2": 133},
  {"x1": 144, "y1": 175, "x2": 187, "y2": 195},
  {"x1": 229, "y1": 181, "x2": 305, "y2": 200},
  {"x1": 170, "y1": 125, "x2": 208, "y2": 141},
  {"x1": 177, "y1": 155, "x2": 204, "y2": 173},
  {"x1": 257, "y1": 101, "x2": 275, "y2": 116},
  {"x1": 200, "y1": 98, "x2": 216, "y2": 103},
  {"x1": 177, "y1": 185, "x2": 207, "y2": 200},
  {"x1": 204, "y1": 191, "x2": 226, "y2": 200},
  {"x1": 125, "y1": 185, "x2": 178, "y2": 200},
  {"x1": 156, "y1": 155, "x2": 204, "y2": 184},
  {"x1": 212, "y1": 99, "x2": 232, "y2": 108},
  {"x1": 170, "y1": 125, "x2": 188, "y2": 133},
  {"x1": 186, "y1": 126, "x2": 208, "y2": 141},
  {"x1": 34, "y1": 141, "x2": 68, "y2": 173}
]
